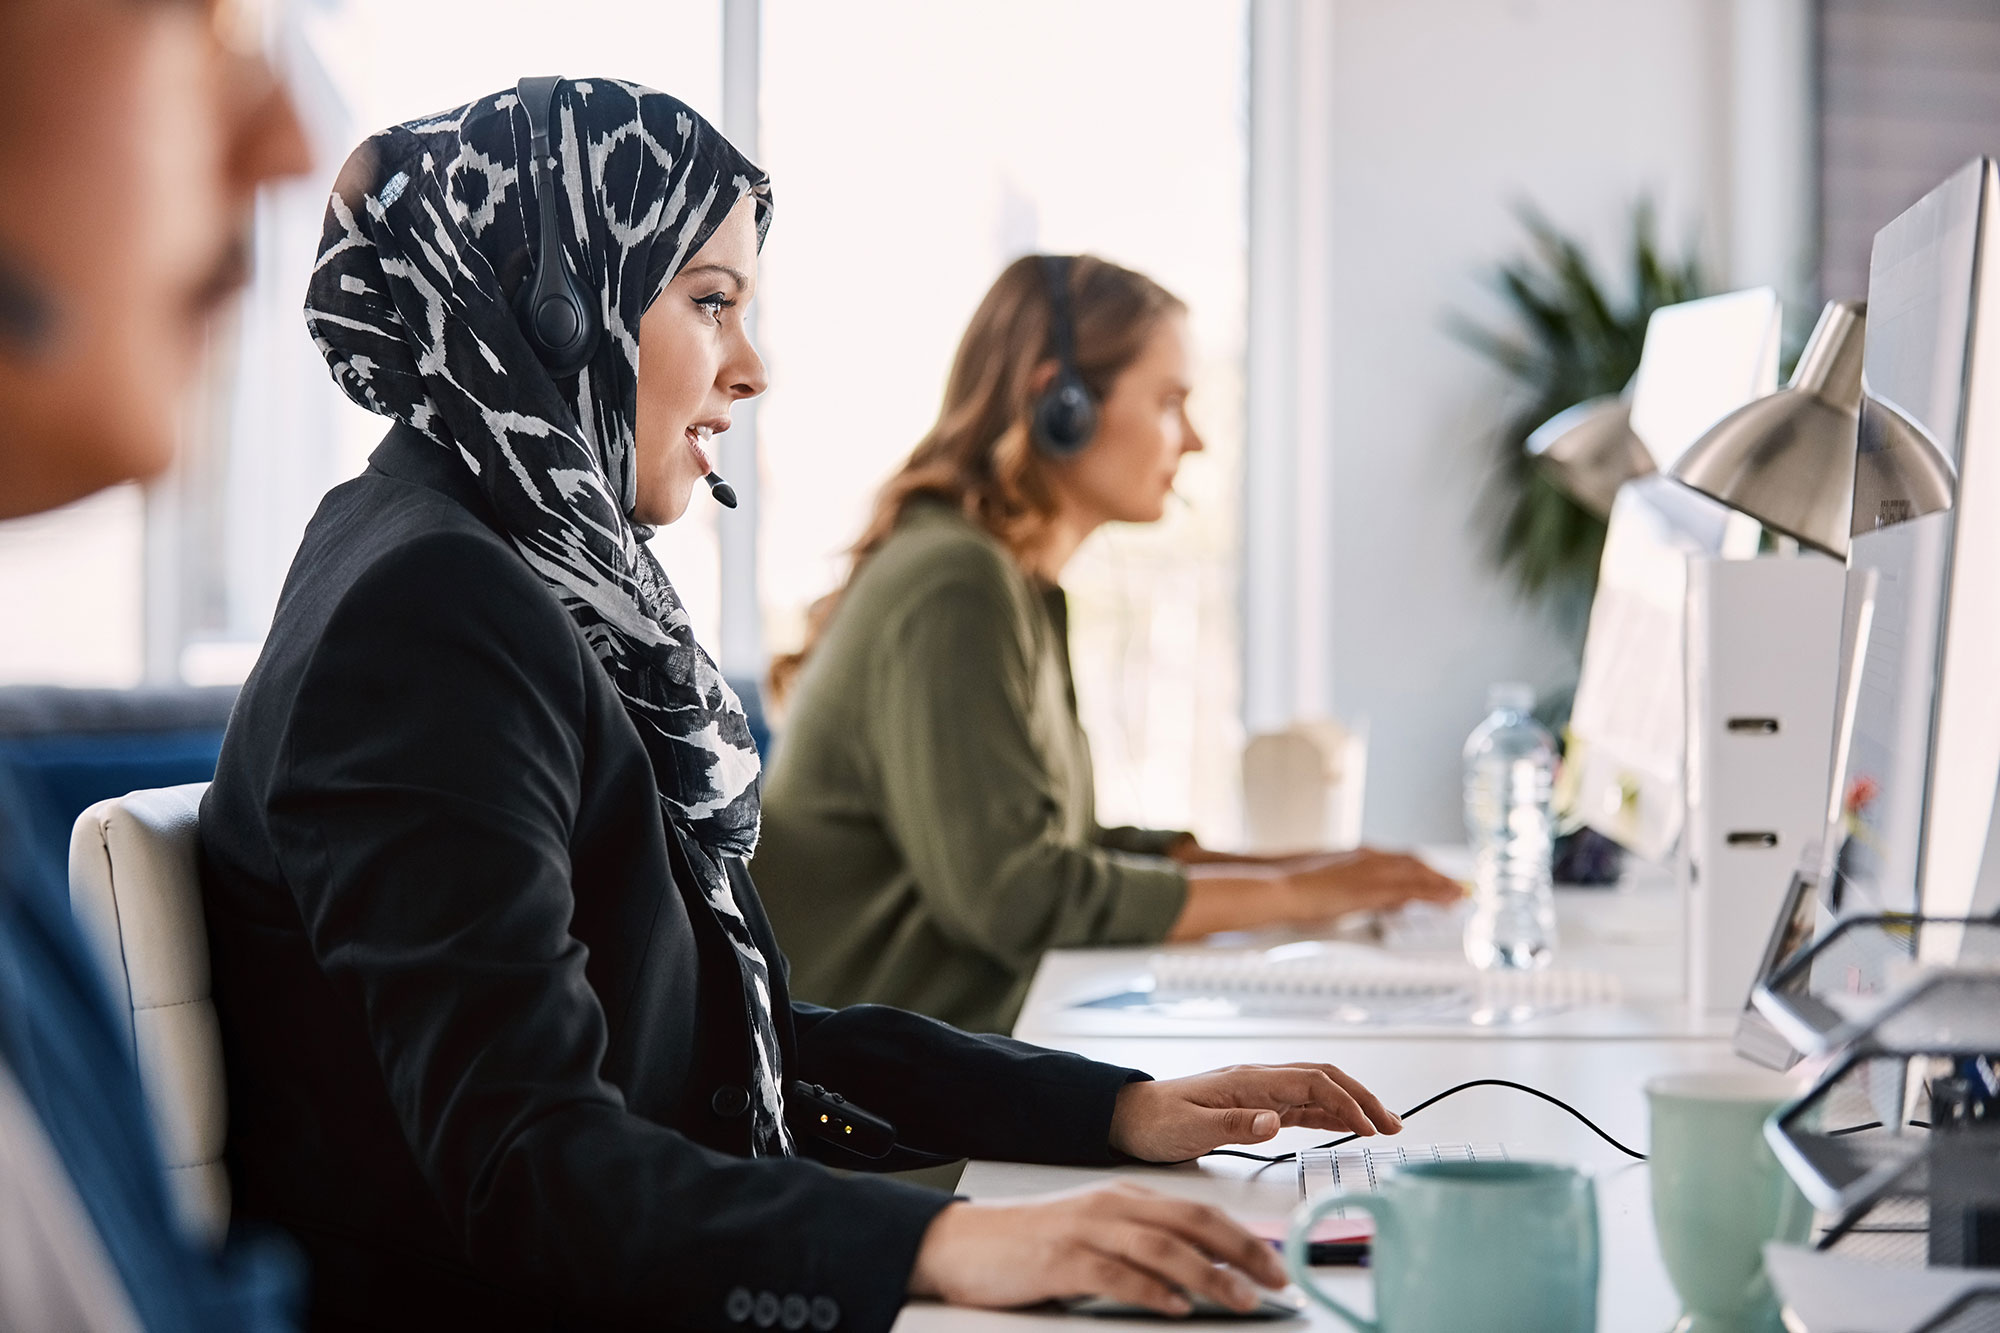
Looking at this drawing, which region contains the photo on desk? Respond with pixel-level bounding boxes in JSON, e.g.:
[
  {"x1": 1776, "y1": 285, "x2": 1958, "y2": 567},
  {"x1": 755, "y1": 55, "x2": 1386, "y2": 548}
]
[{"x1": 1732, "y1": 863, "x2": 1830, "y2": 1071}]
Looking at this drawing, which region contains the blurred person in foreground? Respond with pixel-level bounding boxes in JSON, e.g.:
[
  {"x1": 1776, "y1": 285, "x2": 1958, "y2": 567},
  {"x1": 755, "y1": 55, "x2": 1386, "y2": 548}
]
[
  {"x1": 199, "y1": 78, "x2": 1404, "y2": 1331},
  {"x1": 0, "y1": 0, "x2": 310, "y2": 1328},
  {"x1": 755, "y1": 255, "x2": 1462, "y2": 1035}
]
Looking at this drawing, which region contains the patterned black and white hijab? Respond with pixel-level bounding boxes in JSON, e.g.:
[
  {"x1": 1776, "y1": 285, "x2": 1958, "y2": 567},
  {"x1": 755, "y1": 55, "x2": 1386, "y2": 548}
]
[{"x1": 304, "y1": 79, "x2": 791, "y2": 1155}]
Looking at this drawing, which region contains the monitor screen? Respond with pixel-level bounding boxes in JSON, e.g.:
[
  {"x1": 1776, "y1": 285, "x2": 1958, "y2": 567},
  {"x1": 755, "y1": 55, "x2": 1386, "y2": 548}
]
[
  {"x1": 1824, "y1": 158, "x2": 1991, "y2": 920},
  {"x1": 1565, "y1": 291, "x2": 1777, "y2": 860}
]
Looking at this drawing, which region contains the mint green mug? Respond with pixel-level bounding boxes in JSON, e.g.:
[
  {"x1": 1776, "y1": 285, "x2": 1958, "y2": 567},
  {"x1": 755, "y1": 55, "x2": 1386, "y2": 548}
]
[
  {"x1": 1646, "y1": 1071, "x2": 1811, "y2": 1333},
  {"x1": 1285, "y1": 1161, "x2": 1598, "y2": 1333}
]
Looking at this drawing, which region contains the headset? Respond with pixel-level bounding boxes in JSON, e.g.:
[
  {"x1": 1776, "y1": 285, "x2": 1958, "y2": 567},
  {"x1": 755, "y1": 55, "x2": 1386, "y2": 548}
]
[
  {"x1": 513, "y1": 76, "x2": 601, "y2": 377},
  {"x1": 1031, "y1": 254, "x2": 1098, "y2": 458}
]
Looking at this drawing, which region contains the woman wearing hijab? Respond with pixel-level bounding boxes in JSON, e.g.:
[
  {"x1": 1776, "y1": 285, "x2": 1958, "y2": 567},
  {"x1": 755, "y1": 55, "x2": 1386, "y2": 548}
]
[
  {"x1": 753, "y1": 256, "x2": 1462, "y2": 1035},
  {"x1": 198, "y1": 79, "x2": 1401, "y2": 1331}
]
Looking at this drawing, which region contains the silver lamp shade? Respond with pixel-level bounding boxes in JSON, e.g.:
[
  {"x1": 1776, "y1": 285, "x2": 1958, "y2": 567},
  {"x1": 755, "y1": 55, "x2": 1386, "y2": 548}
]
[
  {"x1": 1525, "y1": 394, "x2": 1653, "y2": 519},
  {"x1": 1670, "y1": 302, "x2": 1864, "y2": 557},
  {"x1": 1670, "y1": 301, "x2": 1955, "y2": 557}
]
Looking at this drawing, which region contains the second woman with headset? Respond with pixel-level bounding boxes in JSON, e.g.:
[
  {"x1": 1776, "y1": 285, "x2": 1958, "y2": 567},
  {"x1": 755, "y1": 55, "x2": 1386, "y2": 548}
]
[{"x1": 755, "y1": 255, "x2": 1460, "y2": 1036}]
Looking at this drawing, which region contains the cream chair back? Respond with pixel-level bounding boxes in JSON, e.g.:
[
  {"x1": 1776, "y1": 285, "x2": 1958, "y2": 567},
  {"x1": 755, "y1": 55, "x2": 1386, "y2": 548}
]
[
  {"x1": 67, "y1": 783, "x2": 230, "y2": 1247},
  {"x1": 1241, "y1": 720, "x2": 1368, "y2": 854}
]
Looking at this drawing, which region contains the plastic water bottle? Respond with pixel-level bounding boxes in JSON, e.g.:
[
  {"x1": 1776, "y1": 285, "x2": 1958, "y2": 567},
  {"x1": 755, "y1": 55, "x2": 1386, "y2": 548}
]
[{"x1": 1462, "y1": 683, "x2": 1559, "y2": 971}]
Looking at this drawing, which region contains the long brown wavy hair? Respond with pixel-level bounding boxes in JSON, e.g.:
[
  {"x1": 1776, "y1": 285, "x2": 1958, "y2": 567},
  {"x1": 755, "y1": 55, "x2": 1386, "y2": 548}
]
[{"x1": 767, "y1": 253, "x2": 1185, "y2": 704}]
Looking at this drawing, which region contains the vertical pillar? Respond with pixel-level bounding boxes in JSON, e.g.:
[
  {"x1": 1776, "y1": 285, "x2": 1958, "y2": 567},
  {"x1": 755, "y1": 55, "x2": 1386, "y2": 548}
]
[
  {"x1": 1244, "y1": 0, "x2": 1337, "y2": 733},
  {"x1": 1726, "y1": 0, "x2": 1817, "y2": 308},
  {"x1": 719, "y1": 0, "x2": 764, "y2": 681}
]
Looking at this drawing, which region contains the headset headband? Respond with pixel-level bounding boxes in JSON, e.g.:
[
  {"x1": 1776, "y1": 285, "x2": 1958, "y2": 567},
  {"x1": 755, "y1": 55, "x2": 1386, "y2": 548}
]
[{"x1": 1041, "y1": 254, "x2": 1078, "y2": 371}]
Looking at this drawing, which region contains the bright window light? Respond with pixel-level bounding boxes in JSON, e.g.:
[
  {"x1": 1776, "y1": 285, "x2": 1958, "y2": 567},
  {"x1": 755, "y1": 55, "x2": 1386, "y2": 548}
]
[{"x1": 757, "y1": 0, "x2": 1249, "y2": 838}]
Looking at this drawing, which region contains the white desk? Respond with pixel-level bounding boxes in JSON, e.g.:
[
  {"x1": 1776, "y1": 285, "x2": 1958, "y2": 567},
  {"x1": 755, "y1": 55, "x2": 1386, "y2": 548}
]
[
  {"x1": 893, "y1": 1034, "x2": 1754, "y2": 1332},
  {"x1": 1015, "y1": 884, "x2": 1734, "y2": 1043},
  {"x1": 894, "y1": 884, "x2": 1785, "y2": 1333}
]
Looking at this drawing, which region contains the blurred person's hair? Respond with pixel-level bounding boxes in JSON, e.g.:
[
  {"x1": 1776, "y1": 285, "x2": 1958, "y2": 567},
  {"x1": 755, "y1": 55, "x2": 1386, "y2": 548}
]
[{"x1": 768, "y1": 253, "x2": 1183, "y2": 704}]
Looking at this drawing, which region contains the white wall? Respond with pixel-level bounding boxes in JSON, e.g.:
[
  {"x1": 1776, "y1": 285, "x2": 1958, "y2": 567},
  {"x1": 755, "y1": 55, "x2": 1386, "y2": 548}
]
[{"x1": 1252, "y1": 0, "x2": 1811, "y2": 845}]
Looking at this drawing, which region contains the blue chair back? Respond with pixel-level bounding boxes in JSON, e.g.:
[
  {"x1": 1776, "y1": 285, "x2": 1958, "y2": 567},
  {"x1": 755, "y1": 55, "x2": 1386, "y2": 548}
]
[{"x1": 0, "y1": 687, "x2": 238, "y2": 878}]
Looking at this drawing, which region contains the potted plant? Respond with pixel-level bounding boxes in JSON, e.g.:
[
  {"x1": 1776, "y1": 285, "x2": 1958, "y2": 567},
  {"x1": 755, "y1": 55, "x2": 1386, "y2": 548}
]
[{"x1": 1453, "y1": 204, "x2": 1707, "y2": 884}]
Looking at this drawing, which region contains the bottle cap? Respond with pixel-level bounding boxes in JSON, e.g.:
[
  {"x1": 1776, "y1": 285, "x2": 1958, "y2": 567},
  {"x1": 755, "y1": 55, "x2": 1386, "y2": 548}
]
[{"x1": 1487, "y1": 682, "x2": 1535, "y2": 713}]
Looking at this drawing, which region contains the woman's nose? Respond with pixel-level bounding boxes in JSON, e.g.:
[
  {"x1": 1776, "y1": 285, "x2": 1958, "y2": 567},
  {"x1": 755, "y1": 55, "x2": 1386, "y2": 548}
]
[
  {"x1": 729, "y1": 332, "x2": 769, "y2": 400},
  {"x1": 228, "y1": 53, "x2": 313, "y2": 190},
  {"x1": 1182, "y1": 409, "x2": 1206, "y2": 454}
]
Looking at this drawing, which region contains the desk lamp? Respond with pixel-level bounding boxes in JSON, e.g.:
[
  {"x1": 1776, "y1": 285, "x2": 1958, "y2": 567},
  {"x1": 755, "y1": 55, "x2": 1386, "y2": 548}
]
[
  {"x1": 1668, "y1": 301, "x2": 1953, "y2": 558},
  {"x1": 1525, "y1": 393, "x2": 1651, "y2": 519}
]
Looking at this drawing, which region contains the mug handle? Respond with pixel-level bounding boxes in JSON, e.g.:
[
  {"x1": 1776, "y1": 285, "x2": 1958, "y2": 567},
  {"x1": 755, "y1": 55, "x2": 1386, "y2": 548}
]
[{"x1": 1285, "y1": 1193, "x2": 1390, "y2": 1333}]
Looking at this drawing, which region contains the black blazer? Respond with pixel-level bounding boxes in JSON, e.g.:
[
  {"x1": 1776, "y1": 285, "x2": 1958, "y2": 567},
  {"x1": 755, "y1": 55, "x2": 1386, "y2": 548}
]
[{"x1": 199, "y1": 425, "x2": 1144, "y2": 1333}]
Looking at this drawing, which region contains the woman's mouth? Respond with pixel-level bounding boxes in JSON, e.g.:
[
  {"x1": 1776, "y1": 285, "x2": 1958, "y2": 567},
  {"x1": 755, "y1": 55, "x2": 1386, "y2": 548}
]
[{"x1": 686, "y1": 426, "x2": 716, "y2": 473}]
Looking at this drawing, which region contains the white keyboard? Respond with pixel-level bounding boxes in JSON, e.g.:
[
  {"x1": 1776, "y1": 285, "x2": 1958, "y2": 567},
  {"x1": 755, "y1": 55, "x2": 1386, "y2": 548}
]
[{"x1": 1296, "y1": 1141, "x2": 1510, "y2": 1204}]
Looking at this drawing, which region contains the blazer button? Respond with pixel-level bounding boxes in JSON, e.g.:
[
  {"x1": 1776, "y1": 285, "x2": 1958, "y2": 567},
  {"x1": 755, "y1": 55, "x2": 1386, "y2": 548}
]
[
  {"x1": 712, "y1": 1085, "x2": 751, "y2": 1118},
  {"x1": 810, "y1": 1297, "x2": 839, "y2": 1331},
  {"x1": 753, "y1": 1291, "x2": 781, "y2": 1328},
  {"x1": 726, "y1": 1288, "x2": 754, "y2": 1323},
  {"x1": 781, "y1": 1295, "x2": 810, "y2": 1329}
]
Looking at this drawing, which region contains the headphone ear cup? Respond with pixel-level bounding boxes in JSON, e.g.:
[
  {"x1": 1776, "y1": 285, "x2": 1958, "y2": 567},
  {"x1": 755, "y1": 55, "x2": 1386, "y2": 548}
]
[
  {"x1": 1032, "y1": 375, "x2": 1098, "y2": 458},
  {"x1": 513, "y1": 261, "x2": 600, "y2": 378}
]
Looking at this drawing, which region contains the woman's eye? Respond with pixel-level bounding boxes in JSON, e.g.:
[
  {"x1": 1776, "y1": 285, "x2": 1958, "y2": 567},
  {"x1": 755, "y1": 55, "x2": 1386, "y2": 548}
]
[{"x1": 694, "y1": 294, "x2": 731, "y2": 325}]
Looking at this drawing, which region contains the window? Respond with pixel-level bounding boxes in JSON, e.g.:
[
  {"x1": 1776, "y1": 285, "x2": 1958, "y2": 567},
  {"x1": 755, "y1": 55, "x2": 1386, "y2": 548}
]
[
  {"x1": 0, "y1": 0, "x2": 1250, "y2": 841},
  {"x1": 756, "y1": 0, "x2": 1249, "y2": 837},
  {"x1": 162, "y1": 0, "x2": 729, "y2": 679}
]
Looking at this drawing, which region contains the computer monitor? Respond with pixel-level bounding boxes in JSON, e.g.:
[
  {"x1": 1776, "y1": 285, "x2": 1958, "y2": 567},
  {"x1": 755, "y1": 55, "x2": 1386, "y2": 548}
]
[
  {"x1": 1565, "y1": 289, "x2": 1779, "y2": 861},
  {"x1": 1822, "y1": 157, "x2": 1998, "y2": 925}
]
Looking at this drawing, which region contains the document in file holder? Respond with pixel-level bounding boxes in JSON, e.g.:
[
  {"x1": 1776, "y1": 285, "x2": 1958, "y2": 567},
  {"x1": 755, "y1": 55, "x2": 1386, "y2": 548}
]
[{"x1": 1073, "y1": 945, "x2": 1622, "y2": 1028}]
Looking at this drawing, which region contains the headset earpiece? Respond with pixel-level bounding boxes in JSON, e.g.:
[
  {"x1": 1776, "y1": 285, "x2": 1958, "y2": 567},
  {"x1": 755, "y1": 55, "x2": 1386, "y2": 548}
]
[
  {"x1": 513, "y1": 76, "x2": 601, "y2": 378},
  {"x1": 1030, "y1": 255, "x2": 1097, "y2": 458}
]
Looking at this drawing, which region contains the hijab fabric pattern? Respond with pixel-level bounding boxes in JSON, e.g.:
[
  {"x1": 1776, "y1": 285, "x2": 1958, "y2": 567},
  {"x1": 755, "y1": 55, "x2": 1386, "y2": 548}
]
[{"x1": 302, "y1": 79, "x2": 791, "y2": 1155}]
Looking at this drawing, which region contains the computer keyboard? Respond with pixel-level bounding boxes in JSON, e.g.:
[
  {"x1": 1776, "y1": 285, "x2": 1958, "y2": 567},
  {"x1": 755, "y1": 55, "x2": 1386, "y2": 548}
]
[
  {"x1": 1150, "y1": 951, "x2": 1622, "y2": 1009},
  {"x1": 1296, "y1": 1141, "x2": 1510, "y2": 1204}
]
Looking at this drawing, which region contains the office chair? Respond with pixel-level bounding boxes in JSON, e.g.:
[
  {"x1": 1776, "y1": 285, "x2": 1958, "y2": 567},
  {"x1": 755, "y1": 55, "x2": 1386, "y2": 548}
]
[
  {"x1": 67, "y1": 783, "x2": 230, "y2": 1247},
  {"x1": 1241, "y1": 720, "x2": 1368, "y2": 854}
]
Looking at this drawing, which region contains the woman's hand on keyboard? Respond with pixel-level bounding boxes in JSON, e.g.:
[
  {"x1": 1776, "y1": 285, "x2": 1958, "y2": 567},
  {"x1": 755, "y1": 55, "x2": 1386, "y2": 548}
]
[
  {"x1": 907, "y1": 1181, "x2": 1286, "y2": 1315},
  {"x1": 1168, "y1": 849, "x2": 1462, "y2": 940},
  {"x1": 1107, "y1": 1063, "x2": 1402, "y2": 1163},
  {"x1": 1281, "y1": 848, "x2": 1465, "y2": 920}
]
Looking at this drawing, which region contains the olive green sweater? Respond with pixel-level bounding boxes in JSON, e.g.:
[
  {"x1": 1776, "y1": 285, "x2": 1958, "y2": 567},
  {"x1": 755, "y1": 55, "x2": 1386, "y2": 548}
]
[{"x1": 753, "y1": 501, "x2": 1190, "y2": 1034}]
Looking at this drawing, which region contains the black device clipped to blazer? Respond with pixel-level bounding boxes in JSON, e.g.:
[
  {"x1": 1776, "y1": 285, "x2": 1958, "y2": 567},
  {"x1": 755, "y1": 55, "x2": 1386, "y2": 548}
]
[
  {"x1": 1031, "y1": 254, "x2": 1098, "y2": 458},
  {"x1": 789, "y1": 1080, "x2": 896, "y2": 1159},
  {"x1": 513, "y1": 76, "x2": 601, "y2": 377}
]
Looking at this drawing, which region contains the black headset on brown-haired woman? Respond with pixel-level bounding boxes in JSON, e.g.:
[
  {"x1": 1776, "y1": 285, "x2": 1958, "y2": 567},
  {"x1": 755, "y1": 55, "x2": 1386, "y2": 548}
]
[{"x1": 1031, "y1": 253, "x2": 1100, "y2": 459}]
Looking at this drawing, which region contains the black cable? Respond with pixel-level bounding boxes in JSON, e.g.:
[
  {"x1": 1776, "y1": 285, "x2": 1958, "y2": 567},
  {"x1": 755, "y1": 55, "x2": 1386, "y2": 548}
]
[{"x1": 1203, "y1": 1078, "x2": 1648, "y2": 1163}]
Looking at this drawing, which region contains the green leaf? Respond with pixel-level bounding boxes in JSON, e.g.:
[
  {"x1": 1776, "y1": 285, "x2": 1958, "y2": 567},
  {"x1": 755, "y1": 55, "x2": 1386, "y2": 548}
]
[{"x1": 1447, "y1": 200, "x2": 1710, "y2": 612}]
